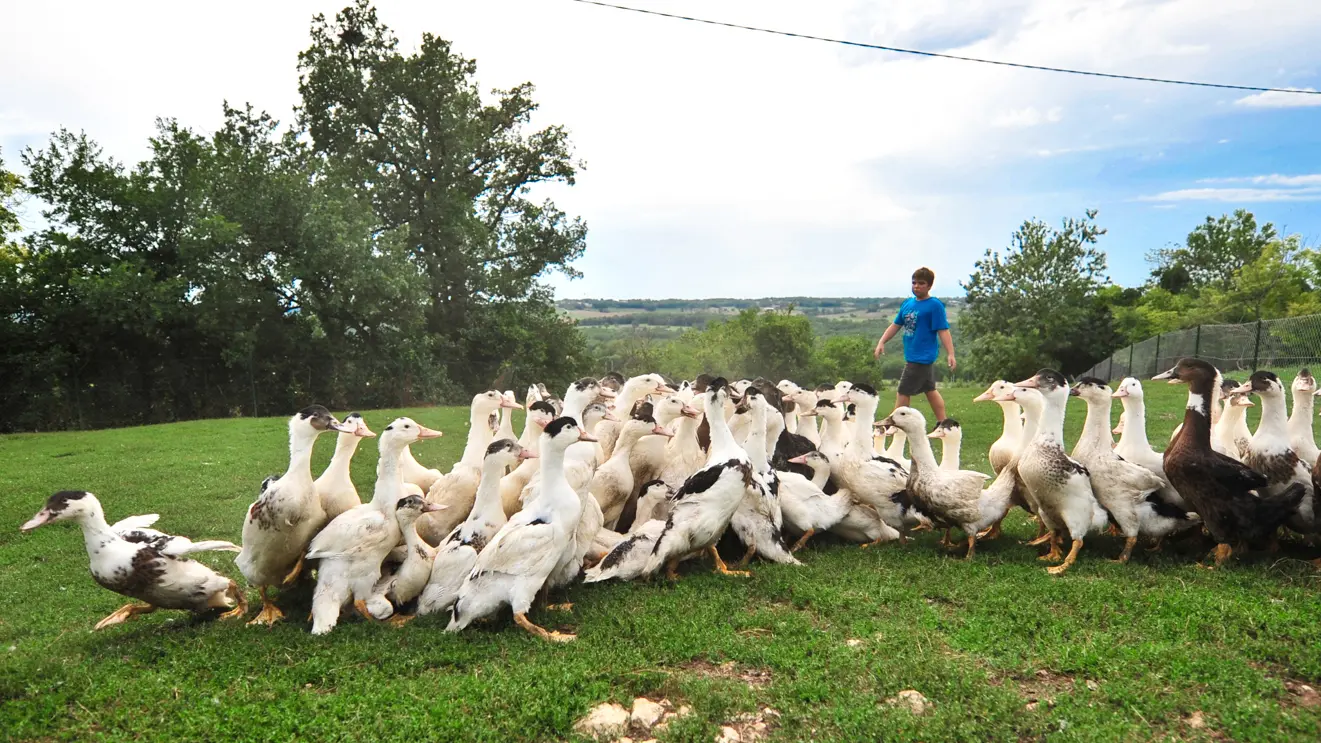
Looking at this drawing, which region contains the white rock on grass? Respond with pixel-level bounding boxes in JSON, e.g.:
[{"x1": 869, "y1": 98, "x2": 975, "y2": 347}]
[
  {"x1": 573, "y1": 703, "x2": 631, "y2": 740},
  {"x1": 888, "y1": 689, "x2": 931, "y2": 716},
  {"x1": 630, "y1": 698, "x2": 667, "y2": 731},
  {"x1": 717, "y1": 725, "x2": 742, "y2": 743}
]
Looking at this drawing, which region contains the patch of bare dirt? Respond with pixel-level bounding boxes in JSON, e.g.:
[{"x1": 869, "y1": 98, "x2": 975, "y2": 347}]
[
  {"x1": 717, "y1": 705, "x2": 781, "y2": 742},
  {"x1": 989, "y1": 669, "x2": 1077, "y2": 710},
  {"x1": 677, "y1": 659, "x2": 772, "y2": 688}
]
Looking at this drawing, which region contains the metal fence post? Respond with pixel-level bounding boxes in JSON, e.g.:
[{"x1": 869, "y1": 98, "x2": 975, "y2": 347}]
[
  {"x1": 1194, "y1": 325, "x2": 1201, "y2": 359},
  {"x1": 1107, "y1": 355, "x2": 1114, "y2": 381},
  {"x1": 1252, "y1": 318, "x2": 1263, "y2": 371},
  {"x1": 1128, "y1": 344, "x2": 1134, "y2": 377},
  {"x1": 1153, "y1": 333, "x2": 1162, "y2": 376}
]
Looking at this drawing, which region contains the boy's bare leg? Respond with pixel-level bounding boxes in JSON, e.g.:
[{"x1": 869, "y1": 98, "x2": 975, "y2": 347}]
[{"x1": 926, "y1": 390, "x2": 947, "y2": 422}]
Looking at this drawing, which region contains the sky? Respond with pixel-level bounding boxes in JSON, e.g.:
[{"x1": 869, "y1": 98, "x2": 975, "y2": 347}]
[{"x1": 3, "y1": 0, "x2": 1321, "y2": 300}]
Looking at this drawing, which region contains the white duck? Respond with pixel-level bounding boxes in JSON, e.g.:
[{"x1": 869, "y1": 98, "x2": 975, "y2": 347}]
[
  {"x1": 314, "y1": 412, "x2": 377, "y2": 521},
  {"x1": 495, "y1": 390, "x2": 519, "y2": 443},
  {"x1": 1070, "y1": 378, "x2": 1167, "y2": 563},
  {"x1": 501, "y1": 400, "x2": 557, "y2": 517},
  {"x1": 729, "y1": 388, "x2": 800, "y2": 566},
  {"x1": 1214, "y1": 378, "x2": 1255, "y2": 460},
  {"x1": 418, "y1": 439, "x2": 532, "y2": 617},
  {"x1": 447, "y1": 417, "x2": 594, "y2": 642},
  {"x1": 591, "y1": 415, "x2": 672, "y2": 528},
  {"x1": 784, "y1": 450, "x2": 901, "y2": 545},
  {"x1": 628, "y1": 394, "x2": 697, "y2": 495},
  {"x1": 984, "y1": 384, "x2": 1046, "y2": 541},
  {"x1": 1233, "y1": 371, "x2": 1316, "y2": 533},
  {"x1": 368, "y1": 492, "x2": 441, "y2": 625},
  {"x1": 1288, "y1": 369, "x2": 1320, "y2": 469},
  {"x1": 656, "y1": 396, "x2": 707, "y2": 490},
  {"x1": 1112, "y1": 377, "x2": 1189, "y2": 508},
  {"x1": 973, "y1": 381, "x2": 1023, "y2": 474},
  {"x1": 582, "y1": 481, "x2": 678, "y2": 584},
  {"x1": 307, "y1": 417, "x2": 445, "y2": 635},
  {"x1": 833, "y1": 385, "x2": 924, "y2": 538},
  {"x1": 237, "y1": 405, "x2": 354, "y2": 626},
  {"x1": 642, "y1": 378, "x2": 759, "y2": 579},
  {"x1": 22, "y1": 491, "x2": 246, "y2": 630},
  {"x1": 777, "y1": 451, "x2": 854, "y2": 551},
  {"x1": 420, "y1": 390, "x2": 518, "y2": 543},
  {"x1": 927, "y1": 418, "x2": 963, "y2": 471},
  {"x1": 878, "y1": 408, "x2": 1006, "y2": 559},
  {"x1": 1014, "y1": 370, "x2": 1109, "y2": 575},
  {"x1": 595, "y1": 374, "x2": 674, "y2": 459}
]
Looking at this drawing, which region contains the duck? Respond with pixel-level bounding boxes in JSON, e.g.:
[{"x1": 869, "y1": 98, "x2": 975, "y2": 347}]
[
  {"x1": 1156, "y1": 358, "x2": 1306, "y2": 566},
  {"x1": 582, "y1": 481, "x2": 680, "y2": 584},
  {"x1": 1231, "y1": 371, "x2": 1316, "y2": 534},
  {"x1": 656, "y1": 396, "x2": 707, "y2": 491},
  {"x1": 1214, "y1": 379, "x2": 1256, "y2": 460},
  {"x1": 368, "y1": 491, "x2": 442, "y2": 625},
  {"x1": 446, "y1": 417, "x2": 595, "y2": 642},
  {"x1": 973, "y1": 381, "x2": 1023, "y2": 474},
  {"x1": 591, "y1": 414, "x2": 672, "y2": 528},
  {"x1": 786, "y1": 450, "x2": 901, "y2": 545},
  {"x1": 728, "y1": 388, "x2": 800, "y2": 567},
  {"x1": 314, "y1": 412, "x2": 377, "y2": 521},
  {"x1": 986, "y1": 384, "x2": 1046, "y2": 542},
  {"x1": 543, "y1": 401, "x2": 620, "y2": 593},
  {"x1": 418, "y1": 439, "x2": 532, "y2": 617},
  {"x1": 832, "y1": 385, "x2": 924, "y2": 539},
  {"x1": 1288, "y1": 369, "x2": 1320, "y2": 469},
  {"x1": 236, "y1": 405, "x2": 355, "y2": 626},
  {"x1": 1014, "y1": 370, "x2": 1109, "y2": 575},
  {"x1": 927, "y1": 418, "x2": 963, "y2": 471},
  {"x1": 595, "y1": 374, "x2": 674, "y2": 459},
  {"x1": 810, "y1": 399, "x2": 851, "y2": 463},
  {"x1": 777, "y1": 451, "x2": 856, "y2": 550},
  {"x1": 878, "y1": 408, "x2": 1006, "y2": 559},
  {"x1": 1111, "y1": 377, "x2": 1189, "y2": 509},
  {"x1": 307, "y1": 418, "x2": 445, "y2": 635},
  {"x1": 495, "y1": 391, "x2": 519, "y2": 443},
  {"x1": 776, "y1": 380, "x2": 806, "y2": 437},
  {"x1": 419, "y1": 390, "x2": 518, "y2": 544},
  {"x1": 642, "y1": 378, "x2": 760, "y2": 579},
  {"x1": 501, "y1": 400, "x2": 557, "y2": 517},
  {"x1": 1070, "y1": 378, "x2": 1168, "y2": 563},
  {"x1": 21, "y1": 490, "x2": 246, "y2": 630}
]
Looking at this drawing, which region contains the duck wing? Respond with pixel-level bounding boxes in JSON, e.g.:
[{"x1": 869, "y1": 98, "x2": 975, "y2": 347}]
[
  {"x1": 468, "y1": 516, "x2": 561, "y2": 579},
  {"x1": 306, "y1": 508, "x2": 390, "y2": 560},
  {"x1": 110, "y1": 514, "x2": 160, "y2": 532}
]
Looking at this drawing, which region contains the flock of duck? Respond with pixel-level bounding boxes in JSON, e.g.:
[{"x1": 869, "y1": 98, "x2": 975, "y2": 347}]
[{"x1": 19, "y1": 361, "x2": 1321, "y2": 641}]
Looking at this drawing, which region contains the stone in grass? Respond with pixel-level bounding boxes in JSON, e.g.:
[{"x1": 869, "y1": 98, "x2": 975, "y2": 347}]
[
  {"x1": 630, "y1": 698, "x2": 666, "y2": 731},
  {"x1": 573, "y1": 702, "x2": 631, "y2": 741},
  {"x1": 887, "y1": 689, "x2": 931, "y2": 716},
  {"x1": 717, "y1": 726, "x2": 742, "y2": 742}
]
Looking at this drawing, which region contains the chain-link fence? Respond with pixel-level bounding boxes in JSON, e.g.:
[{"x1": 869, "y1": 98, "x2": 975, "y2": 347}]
[{"x1": 1081, "y1": 313, "x2": 1321, "y2": 381}]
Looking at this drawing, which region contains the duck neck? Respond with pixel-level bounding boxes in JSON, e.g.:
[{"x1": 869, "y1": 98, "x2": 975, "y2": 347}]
[
  {"x1": 997, "y1": 401, "x2": 1023, "y2": 444},
  {"x1": 1179, "y1": 384, "x2": 1214, "y2": 446},
  {"x1": 1080, "y1": 397, "x2": 1114, "y2": 451},
  {"x1": 884, "y1": 430, "x2": 908, "y2": 461},
  {"x1": 373, "y1": 443, "x2": 408, "y2": 512},
  {"x1": 1289, "y1": 390, "x2": 1315, "y2": 438},
  {"x1": 821, "y1": 416, "x2": 849, "y2": 452},
  {"x1": 77, "y1": 506, "x2": 117, "y2": 556},
  {"x1": 705, "y1": 395, "x2": 739, "y2": 457},
  {"x1": 939, "y1": 434, "x2": 961, "y2": 469},
  {"x1": 851, "y1": 398, "x2": 879, "y2": 451},
  {"x1": 616, "y1": 382, "x2": 650, "y2": 419},
  {"x1": 783, "y1": 409, "x2": 798, "y2": 434},
  {"x1": 1038, "y1": 394, "x2": 1069, "y2": 447},
  {"x1": 537, "y1": 442, "x2": 574, "y2": 510},
  {"x1": 906, "y1": 428, "x2": 939, "y2": 477},
  {"x1": 471, "y1": 458, "x2": 509, "y2": 522},
  {"x1": 461, "y1": 407, "x2": 496, "y2": 465},
  {"x1": 1118, "y1": 396, "x2": 1150, "y2": 450},
  {"x1": 1216, "y1": 401, "x2": 1245, "y2": 438},
  {"x1": 285, "y1": 428, "x2": 319, "y2": 484},
  {"x1": 744, "y1": 410, "x2": 770, "y2": 473},
  {"x1": 1257, "y1": 393, "x2": 1289, "y2": 436},
  {"x1": 323, "y1": 433, "x2": 361, "y2": 480},
  {"x1": 401, "y1": 521, "x2": 425, "y2": 550},
  {"x1": 807, "y1": 462, "x2": 830, "y2": 490}
]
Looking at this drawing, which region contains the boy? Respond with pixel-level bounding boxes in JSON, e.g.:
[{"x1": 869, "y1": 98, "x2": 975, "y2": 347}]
[{"x1": 873, "y1": 267, "x2": 956, "y2": 421}]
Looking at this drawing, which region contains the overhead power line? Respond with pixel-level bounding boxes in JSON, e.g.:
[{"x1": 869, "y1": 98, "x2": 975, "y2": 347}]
[{"x1": 570, "y1": 0, "x2": 1321, "y2": 97}]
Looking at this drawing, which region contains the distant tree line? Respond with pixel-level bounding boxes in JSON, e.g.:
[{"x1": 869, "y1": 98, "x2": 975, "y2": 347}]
[{"x1": 0, "y1": 1, "x2": 591, "y2": 432}]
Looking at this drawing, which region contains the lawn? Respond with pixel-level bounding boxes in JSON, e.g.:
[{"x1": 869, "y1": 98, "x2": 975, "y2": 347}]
[{"x1": 2, "y1": 375, "x2": 1319, "y2": 742}]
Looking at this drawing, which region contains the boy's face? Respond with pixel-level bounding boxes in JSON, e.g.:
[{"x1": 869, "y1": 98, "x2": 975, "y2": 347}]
[{"x1": 911, "y1": 279, "x2": 931, "y2": 298}]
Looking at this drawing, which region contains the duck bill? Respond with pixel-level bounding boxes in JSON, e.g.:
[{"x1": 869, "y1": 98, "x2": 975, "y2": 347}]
[
  {"x1": 972, "y1": 390, "x2": 995, "y2": 402},
  {"x1": 787, "y1": 454, "x2": 809, "y2": 464},
  {"x1": 680, "y1": 405, "x2": 700, "y2": 419},
  {"x1": 1111, "y1": 387, "x2": 1129, "y2": 398},
  {"x1": 421, "y1": 502, "x2": 447, "y2": 513},
  {"x1": 992, "y1": 392, "x2": 1017, "y2": 403},
  {"x1": 1068, "y1": 387, "x2": 1081, "y2": 397},
  {"x1": 1233, "y1": 397, "x2": 1254, "y2": 408},
  {"x1": 597, "y1": 388, "x2": 617, "y2": 399},
  {"x1": 20, "y1": 510, "x2": 54, "y2": 533},
  {"x1": 655, "y1": 384, "x2": 676, "y2": 394},
  {"x1": 577, "y1": 432, "x2": 599, "y2": 443},
  {"x1": 1110, "y1": 425, "x2": 1123, "y2": 435},
  {"x1": 1228, "y1": 382, "x2": 1253, "y2": 396},
  {"x1": 651, "y1": 424, "x2": 674, "y2": 438},
  {"x1": 1014, "y1": 377, "x2": 1040, "y2": 389},
  {"x1": 926, "y1": 429, "x2": 945, "y2": 439},
  {"x1": 329, "y1": 419, "x2": 357, "y2": 433},
  {"x1": 877, "y1": 416, "x2": 895, "y2": 429},
  {"x1": 499, "y1": 398, "x2": 520, "y2": 410},
  {"x1": 415, "y1": 425, "x2": 444, "y2": 439},
  {"x1": 355, "y1": 421, "x2": 377, "y2": 438},
  {"x1": 1152, "y1": 368, "x2": 1176, "y2": 381},
  {"x1": 517, "y1": 448, "x2": 539, "y2": 460},
  {"x1": 603, "y1": 412, "x2": 620, "y2": 423}
]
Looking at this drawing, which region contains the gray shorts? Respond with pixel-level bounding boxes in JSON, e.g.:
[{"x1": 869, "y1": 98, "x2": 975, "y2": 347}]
[{"x1": 898, "y1": 362, "x2": 936, "y2": 396}]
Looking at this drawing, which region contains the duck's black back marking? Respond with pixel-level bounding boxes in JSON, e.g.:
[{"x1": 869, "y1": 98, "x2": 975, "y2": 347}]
[
  {"x1": 599, "y1": 534, "x2": 642, "y2": 570},
  {"x1": 1145, "y1": 492, "x2": 1191, "y2": 521},
  {"x1": 676, "y1": 466, "x2": 723, "y2": 499}
]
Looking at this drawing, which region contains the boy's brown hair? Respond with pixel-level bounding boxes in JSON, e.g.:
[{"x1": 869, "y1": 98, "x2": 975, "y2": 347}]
[{"x1": 912, "y1": 266, "x2": 935, "y2": 284}]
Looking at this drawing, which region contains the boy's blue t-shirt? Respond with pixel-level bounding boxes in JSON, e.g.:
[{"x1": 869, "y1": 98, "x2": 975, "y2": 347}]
[{"x1": 894, "y1": 296, "x2": 949, "y2": 365}]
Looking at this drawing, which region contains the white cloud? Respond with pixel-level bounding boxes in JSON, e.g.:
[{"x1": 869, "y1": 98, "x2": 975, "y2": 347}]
[
  {"x1": 1233, "y1": 88, "x2": 1321, "y2": 108},
  {"x1": 1140, "y1": 187, "x2": 1321, "y2": 202},
  {"x1": 1197, "y1": 173, "x2": 1321, "y2": 186},
  {"x1": 4, "y1": 0, "x2": 1321, "y2": 298}
]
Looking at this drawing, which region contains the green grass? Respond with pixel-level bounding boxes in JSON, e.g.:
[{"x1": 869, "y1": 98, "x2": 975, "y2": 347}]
[{"x1": 2, "y1": 380, "x2": 1320, "y2": 742}]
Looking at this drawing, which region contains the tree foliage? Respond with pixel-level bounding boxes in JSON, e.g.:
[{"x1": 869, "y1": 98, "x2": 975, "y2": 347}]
[{"x1": 1149, "y1": 209, "x2": 1276, "y2": 294}]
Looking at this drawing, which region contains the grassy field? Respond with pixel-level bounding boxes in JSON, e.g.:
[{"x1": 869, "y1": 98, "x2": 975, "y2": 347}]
[{"x1": 2, "y1": 376, "x2": 1320, "y2": 742}]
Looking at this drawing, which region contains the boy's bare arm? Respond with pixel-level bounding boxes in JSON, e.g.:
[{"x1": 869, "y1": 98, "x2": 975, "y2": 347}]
[
  {"x1": 938, "y1": 329, "x2": 956, "y2": 370},
  {"x1": 874, "y1": 323, "x2": 901, "y2": 358}
]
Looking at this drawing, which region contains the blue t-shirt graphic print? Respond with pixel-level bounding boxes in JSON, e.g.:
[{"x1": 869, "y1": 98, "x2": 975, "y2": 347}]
[{"x1": 894, "y1": 297, "x2": 949, "y2": 365}]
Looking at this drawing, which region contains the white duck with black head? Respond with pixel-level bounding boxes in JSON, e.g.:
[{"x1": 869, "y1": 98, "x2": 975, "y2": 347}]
[
  {"x1": 307, "y1": 417, "x2": 445, "y2": 635},
  {"x1": 1070, "y1": 377, "x2": 1168, "y2": 564},
  {"x1": 1014, "y1": 370, "x2": 1109, "y2": 575},
  {"x1": 833, "y1": 384, "x2": 924, "y2": 540},
  {"x1": 728, "y1": 388, "x2": 801, "y2": 567},
  {"x1": 928, "y1": 418, "x2": 963, "y2": 471},
  {"x1": 237, "y1": 404, "x2": 355, "y2": 626},
  {"x1": 314, "y1": 412, "x2": 377, "y2": 522},
  {"x1": 446, "y1": 417, "x2": 596, "y2": 642},
  {"x1": 1232, "y1": 371, "x2": 1316, "y2": 533},
  {"x1": 419, "y1": 390, "x2": 518, "y2": 544},
  {"x1": 22, "y1": 491, "x2": 247, "y2": 631},
  {"x1": 368, "y1": 490, "x2": 446, "y2": 625},
  {"x1": 418, "y1": 439, "x2": 533, "y2": 617},
  {"x1": 641, "y1": 378, "x2": 761, "y2": 579}
]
